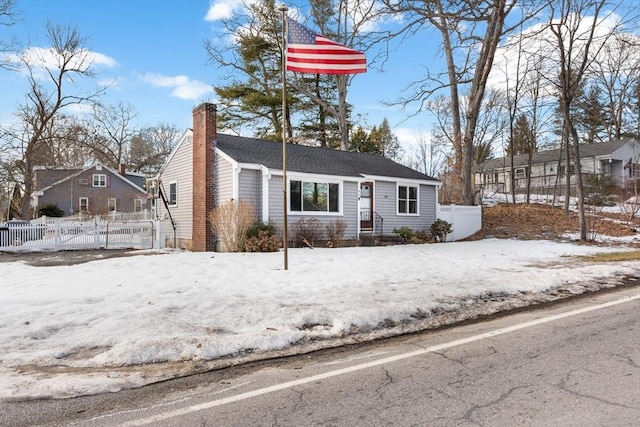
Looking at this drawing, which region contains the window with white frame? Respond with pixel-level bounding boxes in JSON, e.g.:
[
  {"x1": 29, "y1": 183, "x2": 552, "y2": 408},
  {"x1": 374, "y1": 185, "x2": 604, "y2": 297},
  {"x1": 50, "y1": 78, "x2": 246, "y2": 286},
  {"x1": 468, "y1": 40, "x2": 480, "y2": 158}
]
[
  {"x1": 79, "y1": 197, "x2": 89, "y2": 212},
  {"x1": 514, "y1": 167, "x2": 527, "y2": 179},
  {"x1": 290, "y1": 180, "x2": 339, "y2": 213},
  {"x1": 134, "y1": 199, "x2": 143, "y2": 212},
  {"x1": 559, "y1": 164, "x2": 575, "y2": 175},
  {"x1": 108, "y1": 198, "x2": 116, "y2": 211},
  {"x1": 398, "y1": 185, "x2": 418, "y2": 215},
  {"x1": 168, "y1": 181, "x2": 177, "y2": 205},
  {"x1": 93, "y1": 174, "x2": 107, "y2": 187}
]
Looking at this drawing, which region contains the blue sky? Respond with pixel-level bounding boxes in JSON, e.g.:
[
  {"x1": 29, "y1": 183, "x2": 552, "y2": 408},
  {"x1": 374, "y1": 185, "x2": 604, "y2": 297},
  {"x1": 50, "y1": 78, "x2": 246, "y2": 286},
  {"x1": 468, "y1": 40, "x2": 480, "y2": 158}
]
[
  {"x1": 1, "y1": 1, "x2": 638, "y2": 153},
  {"x1": 0, "y1": 0, "x2": 431, "y2": 147}
]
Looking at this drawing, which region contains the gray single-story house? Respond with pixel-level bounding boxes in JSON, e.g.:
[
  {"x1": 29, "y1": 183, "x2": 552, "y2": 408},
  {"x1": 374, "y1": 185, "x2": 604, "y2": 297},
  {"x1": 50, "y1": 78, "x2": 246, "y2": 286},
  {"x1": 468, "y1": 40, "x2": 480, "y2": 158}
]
[
  {"x1": 153, "y1": 103, "x2": 441, "y2": 251},
  {"x1": 32, "y1": 164, "x2": 149, "y2": 216},
  {"x1": 475, "y1": 139, "x2": 640, "y2": 195}
]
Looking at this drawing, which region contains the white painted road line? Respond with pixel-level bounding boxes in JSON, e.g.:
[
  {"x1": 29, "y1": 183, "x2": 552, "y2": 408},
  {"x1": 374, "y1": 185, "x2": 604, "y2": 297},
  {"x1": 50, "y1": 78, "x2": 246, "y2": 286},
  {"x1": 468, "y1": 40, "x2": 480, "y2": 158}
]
[{"x1": 119, "y1": 293, "x2": 640, "y2": 427}]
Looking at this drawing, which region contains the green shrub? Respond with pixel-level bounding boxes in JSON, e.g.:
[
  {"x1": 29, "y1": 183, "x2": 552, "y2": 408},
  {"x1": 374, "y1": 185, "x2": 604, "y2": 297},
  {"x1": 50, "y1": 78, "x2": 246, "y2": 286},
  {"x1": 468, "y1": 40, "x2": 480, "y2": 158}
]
[
  {"x1": 430, "y1": 218, "x2": 452, "y2": 242},
  {"x1": 243, "y1": 230, "x2": 281, "y2": 252},
  {"x1": 36, "y1": 203, "x2": 64, "y2": 217},
  {"x1": 246, "y1": 220, "x2": 277, "y2": 239},
  {"x1": 393, "y1": 226, "x2": 415, "y2": 242},
  {"x1": 415, "y1": 230, "x2": 435, "y2": 243}
]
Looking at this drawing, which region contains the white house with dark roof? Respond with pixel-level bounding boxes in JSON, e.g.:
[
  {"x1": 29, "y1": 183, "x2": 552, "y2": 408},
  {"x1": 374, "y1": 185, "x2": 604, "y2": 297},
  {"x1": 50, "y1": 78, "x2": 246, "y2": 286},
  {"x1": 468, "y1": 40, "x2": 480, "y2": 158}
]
[
  {"x1": 154, "y1": 103, "x2": 443, "y2": 252},
  {"x1": 475, "y1": 139, "x2": 640, "y2": 196}
]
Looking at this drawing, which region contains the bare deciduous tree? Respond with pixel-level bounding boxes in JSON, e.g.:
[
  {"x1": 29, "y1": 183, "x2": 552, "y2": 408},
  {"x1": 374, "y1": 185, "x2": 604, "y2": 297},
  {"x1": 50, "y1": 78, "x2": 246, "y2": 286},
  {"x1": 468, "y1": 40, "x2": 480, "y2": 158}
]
[
  {"x1": 591, "y1": 31, "x2": 640, "y2": 140},
  {"x1": 408, "y1": 127, "x2": 447, "y2": 178},
  {"x1": 382, "y1": 0, "x2": 541, "y2": 205},
  {"x1": 85, "y1": 101, "x2": 138, "y2": 169},
  {"x1": 0, "y1": 0, "x2": 18, "y2": 70},
  {"x1": 10, "y1": 22, "x2": 105, "y2": 219},
  {"x1": 547, "y1": 0, "x2": 621, "y2": 240},
  {"x1": 129, "y1": 123, "x2": 180, "y2": 175}
]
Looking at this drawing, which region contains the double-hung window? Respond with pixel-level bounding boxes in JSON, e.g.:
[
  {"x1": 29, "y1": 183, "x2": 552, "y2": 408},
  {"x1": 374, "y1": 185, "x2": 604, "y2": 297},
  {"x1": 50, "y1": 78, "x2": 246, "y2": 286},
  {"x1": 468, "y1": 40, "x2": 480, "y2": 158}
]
[
  {"x1": 79, "y1": 197, "x2": 89, "y2": 212},
  {"x1": 108, "y1": 198, "x2": 117, "y2": 211},
  {"x1": 93, "y1": 174, "x2": 107, "y2": 187},
  {"x1": 398, "y1": 185, "x2": 418, "y2": 215},
  {"x1": 168, "y1": 181, "x2": 177, "y2": 205},
  {"x1": 290, "y1": 180, "x2": 339, "y2": 213}
]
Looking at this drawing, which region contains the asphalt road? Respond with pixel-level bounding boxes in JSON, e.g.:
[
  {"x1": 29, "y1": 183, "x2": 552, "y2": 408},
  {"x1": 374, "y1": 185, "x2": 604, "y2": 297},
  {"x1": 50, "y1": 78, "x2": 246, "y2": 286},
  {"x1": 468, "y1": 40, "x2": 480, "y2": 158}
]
[{"x1": 2, "y1": 286, "x2": 639, "y2": 427}]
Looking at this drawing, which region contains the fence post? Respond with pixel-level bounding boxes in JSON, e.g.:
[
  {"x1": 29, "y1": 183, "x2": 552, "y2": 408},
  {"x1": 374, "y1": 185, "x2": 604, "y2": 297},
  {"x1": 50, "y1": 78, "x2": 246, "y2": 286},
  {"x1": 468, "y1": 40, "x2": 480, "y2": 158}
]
[
  {"x1": 154, "y1": 220, "x2": 162, "y2": 249},
  {"x1": 94, "y1": 218, "x2": 101, "y2": 249},
  {"x1": 449, "y1": 205, "x2": 456, "y2": 242},
  {"x1": 54, "y1": 218, "x2": 61, "y2": 250}
]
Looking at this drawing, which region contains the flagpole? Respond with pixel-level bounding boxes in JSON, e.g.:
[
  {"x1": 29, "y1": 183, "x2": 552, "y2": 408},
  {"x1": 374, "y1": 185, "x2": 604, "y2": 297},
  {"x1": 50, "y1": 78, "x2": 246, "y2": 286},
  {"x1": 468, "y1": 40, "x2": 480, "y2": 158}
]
[{"x1": 280, "y1": 4, "x2": 289, "y2": 271}]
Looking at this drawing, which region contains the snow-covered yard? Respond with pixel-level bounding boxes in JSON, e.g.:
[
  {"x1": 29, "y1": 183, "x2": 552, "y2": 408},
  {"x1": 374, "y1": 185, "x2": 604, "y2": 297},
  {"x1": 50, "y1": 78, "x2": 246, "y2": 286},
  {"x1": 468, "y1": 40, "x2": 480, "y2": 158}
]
[{"x1": 2, "y1": 236, "x2": 640, "y2": 400}]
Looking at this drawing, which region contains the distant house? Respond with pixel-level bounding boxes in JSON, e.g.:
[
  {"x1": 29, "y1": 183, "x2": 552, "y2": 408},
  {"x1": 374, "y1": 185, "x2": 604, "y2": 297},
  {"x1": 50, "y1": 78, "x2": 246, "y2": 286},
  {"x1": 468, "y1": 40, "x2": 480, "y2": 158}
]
[
  {"x1": 475, "y1": 139, "x2": 640, "y2": 195},
  {"x1": 32, "y1": 164, "x2": 149, "y2": 216},
  {"x1": 153, "y1": 103, "x2": 442, "y2": 251}
]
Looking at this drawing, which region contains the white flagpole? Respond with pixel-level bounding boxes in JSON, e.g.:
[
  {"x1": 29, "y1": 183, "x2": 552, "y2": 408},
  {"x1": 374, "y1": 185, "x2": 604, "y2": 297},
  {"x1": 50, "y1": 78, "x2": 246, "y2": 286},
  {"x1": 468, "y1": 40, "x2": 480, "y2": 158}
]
[{"x1": 280, "y1": 4, "x2": 289, "y2": 271}]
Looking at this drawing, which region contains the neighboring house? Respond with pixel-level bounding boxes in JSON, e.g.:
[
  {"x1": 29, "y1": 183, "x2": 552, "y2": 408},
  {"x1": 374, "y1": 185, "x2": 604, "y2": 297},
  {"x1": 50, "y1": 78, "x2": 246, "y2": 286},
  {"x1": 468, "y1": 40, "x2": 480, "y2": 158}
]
[
  {"x1": 475, "y1": 139, "x2": 640, "y2": 195},
  {"x1": 154, "y1": 103, "x2": 442, "y2": 251},
  {"x1": 32, "y1": 164, "x2": 149, "y2": 216}
]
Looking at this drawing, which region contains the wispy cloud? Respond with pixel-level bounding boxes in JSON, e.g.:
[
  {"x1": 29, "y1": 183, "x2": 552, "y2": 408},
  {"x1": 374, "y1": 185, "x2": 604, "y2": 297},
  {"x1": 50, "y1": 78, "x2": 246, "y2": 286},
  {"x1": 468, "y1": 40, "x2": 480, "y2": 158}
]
[
  {"x1": 6, "y1": 47, "x2": 116, "y2": 76},
  {"x1": 138, "y1": 73, "x2": 213, "y2": 100},
  {"x1": 204, "y1": 0, "x2": 250, "y2": 21}
]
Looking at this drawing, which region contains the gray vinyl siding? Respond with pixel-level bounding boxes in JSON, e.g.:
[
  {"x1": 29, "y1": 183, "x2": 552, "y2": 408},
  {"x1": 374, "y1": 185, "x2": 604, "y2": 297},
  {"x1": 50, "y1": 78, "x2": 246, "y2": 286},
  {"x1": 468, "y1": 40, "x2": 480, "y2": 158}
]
[
  {"x1": 340, "y1": 181, "x2": 358, "y2": 238},
  {"x1": 215, "y1": 155, "x2": 234, "y2": 205},
  {"x1": 157, "y1": 134, "x2": 193, "y2": 247},
  {"x1": 267, "y1": 176, "x2": 359, "y2": 240},
  {"x1": 267, "y1": 175, "x2": 285, "y2": 231},
  {"x1": 374, "y1": 180, "x2": 437, "y2": 235},
  {"x1": 37, "y1": 167, "x2": 146, "y2": 215},
  {"x1": 238, "y1": 169, "x2": 262, "y2": 220}
]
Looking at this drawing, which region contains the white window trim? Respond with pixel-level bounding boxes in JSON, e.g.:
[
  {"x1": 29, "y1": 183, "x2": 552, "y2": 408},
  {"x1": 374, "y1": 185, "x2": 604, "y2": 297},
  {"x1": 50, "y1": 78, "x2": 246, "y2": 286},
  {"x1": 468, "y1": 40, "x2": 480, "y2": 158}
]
[
  {"x1": 108, "y1": 198, "x2": 117, "y2": 211},
  {"x1": 168, "y1": 181, "x2": 178, "y2": 206},
  {"x1": 287, "y1": 177, "x2": 344, "y2": 216},
  {"x1": 134, "y1": 199, "x2": 143, "y2": 212},
  {"x1": 79, "y1": 197, "x2": 89, "y2": 212},
  {"x1": 93, "y1": 174, "x2": 107, "y2": 187},
  {"x1": 397, "y1": 183, "x2": 419, "y2": 216}
]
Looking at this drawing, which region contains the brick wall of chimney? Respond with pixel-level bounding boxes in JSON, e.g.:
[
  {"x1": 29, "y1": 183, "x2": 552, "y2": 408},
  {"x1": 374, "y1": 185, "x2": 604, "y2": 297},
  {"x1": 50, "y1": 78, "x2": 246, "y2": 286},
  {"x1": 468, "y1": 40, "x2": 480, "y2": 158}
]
[{"x1": 191, "y1": 103, "x2": 217, "y2": 251}]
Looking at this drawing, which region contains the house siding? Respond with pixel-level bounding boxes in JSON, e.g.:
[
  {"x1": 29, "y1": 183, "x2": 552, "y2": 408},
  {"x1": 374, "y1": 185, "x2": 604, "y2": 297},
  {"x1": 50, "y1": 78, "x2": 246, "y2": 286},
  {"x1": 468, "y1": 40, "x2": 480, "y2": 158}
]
[
  {"x1": 157, "y1": 133, "x2": 194, "y2": 249},
  {"x1": 374, "y1": 180, "x2": 436, "y2": 234},
  {"x1": 215, "y1": 155, "x2": 234, "y2": 204},
  {"x1": 476, "y1": 141, "x2": 640, "y2": 195},
  {"x1": 36, "y1": 166, "x2": 146, "y2": 215},
  {"x1": 238, "y1": 169, "x2": 262, "y2": 219},
  {"x1": 266, "y1": 176, "x2": 360, "y2": 241}
]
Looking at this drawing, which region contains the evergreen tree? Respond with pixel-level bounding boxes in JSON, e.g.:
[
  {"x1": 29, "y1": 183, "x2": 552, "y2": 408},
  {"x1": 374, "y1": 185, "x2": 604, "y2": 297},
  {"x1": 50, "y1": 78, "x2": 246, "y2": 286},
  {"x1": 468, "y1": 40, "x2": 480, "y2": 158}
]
[
  {"x1": 349, "y1": 126, "x2": 375, "y2": 153},
  {"x1": 206, "y1": 0, "x2": 293, "y2": 141},
  {"x1": 507, "y1": 115, "x2": 536, "y2": 156},
  {"x1": 574, "y1": 83, "x2": 608, "y2": 144}
]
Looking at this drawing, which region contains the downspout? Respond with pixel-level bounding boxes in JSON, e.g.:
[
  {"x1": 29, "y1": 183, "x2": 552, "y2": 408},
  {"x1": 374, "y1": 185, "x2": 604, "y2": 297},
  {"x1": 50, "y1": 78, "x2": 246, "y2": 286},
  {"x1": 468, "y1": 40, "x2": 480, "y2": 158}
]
[
  {"x1": 260, "y1": 165, "x2": 270, "y2": 223},
  {"x1": 356, "y1": 180, "x2": 362, "y2": 240},
  {"x1": 232, "y1": 164, "x2": 240, "y2": 200}
]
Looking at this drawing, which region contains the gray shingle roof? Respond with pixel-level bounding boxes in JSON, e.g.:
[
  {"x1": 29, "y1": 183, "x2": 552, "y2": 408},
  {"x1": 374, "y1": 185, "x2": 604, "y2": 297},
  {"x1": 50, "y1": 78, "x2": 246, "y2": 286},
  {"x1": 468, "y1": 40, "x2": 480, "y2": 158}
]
[
  {"x1": 478, "y1": 139, "x2": 635, "y2": 171},
  {"x1": 216, "y1": 134, "x2": 438, "y2": 181}
]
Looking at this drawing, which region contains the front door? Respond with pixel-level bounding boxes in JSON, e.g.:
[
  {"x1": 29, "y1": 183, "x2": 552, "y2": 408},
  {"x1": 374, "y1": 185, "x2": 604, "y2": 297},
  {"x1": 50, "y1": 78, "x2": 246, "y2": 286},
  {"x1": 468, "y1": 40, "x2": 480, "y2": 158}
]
[{"x1": 360, "y1": 182, "x2": 373, "y2": 230}]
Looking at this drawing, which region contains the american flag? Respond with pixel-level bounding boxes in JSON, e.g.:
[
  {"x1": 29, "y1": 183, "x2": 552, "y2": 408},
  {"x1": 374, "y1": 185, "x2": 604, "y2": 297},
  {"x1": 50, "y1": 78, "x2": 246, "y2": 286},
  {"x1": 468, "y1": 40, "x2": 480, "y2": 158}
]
[{"x1": 286, "y1": 18, "x2": 366, "y2": 75}]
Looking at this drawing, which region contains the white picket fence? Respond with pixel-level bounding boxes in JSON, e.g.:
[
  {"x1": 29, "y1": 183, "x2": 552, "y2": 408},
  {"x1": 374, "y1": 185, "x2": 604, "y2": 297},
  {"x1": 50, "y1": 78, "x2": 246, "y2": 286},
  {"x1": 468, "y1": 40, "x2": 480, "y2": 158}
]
[{"x1": 0, "y1": 218, "x2": 160, "y2": 252}]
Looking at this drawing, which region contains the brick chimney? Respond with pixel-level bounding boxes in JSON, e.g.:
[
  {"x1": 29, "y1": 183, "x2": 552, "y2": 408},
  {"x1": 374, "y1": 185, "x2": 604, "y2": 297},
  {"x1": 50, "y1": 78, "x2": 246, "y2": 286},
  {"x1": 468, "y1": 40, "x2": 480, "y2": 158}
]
[
  {"x1": 118, "y1": 163, "x2": 126, "y2": 175},
  {"x1": 192, "y1": 103, "x2": 217, "y2": 252}
]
